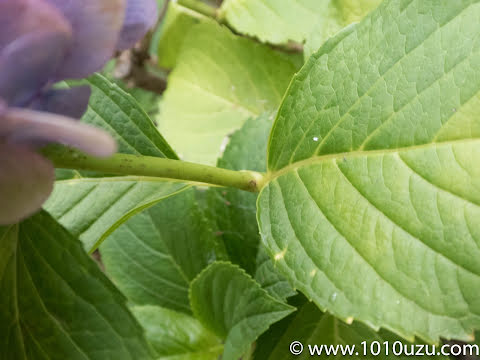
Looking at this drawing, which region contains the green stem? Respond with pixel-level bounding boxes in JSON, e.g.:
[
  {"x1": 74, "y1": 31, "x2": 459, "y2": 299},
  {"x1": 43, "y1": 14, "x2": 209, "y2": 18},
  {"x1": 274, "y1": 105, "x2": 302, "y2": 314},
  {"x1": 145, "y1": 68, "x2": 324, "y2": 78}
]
[
  {"x1": 43, "y1": 148, "x2": 266, "y2": 193},
  {"x1": 177, "y1": 0, "x2": 218, "y2": 18}
]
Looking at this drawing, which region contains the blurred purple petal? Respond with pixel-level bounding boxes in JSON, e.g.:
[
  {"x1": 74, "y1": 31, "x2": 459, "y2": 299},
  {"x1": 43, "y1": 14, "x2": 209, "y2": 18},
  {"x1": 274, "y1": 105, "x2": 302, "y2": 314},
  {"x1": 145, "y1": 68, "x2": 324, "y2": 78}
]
[
  {"x1": 44, "y1": 0, "x2": 126, "y2": 79},
  {"x1": 2, "y1": 108, "x2": 117, "y2": 157},
  {"x1": 30, "y1": 86, "x2": 91, "y2": 118},
  {"x1": 0, "y1": 31, "x2": 71, "y2": 106},
  {"x1": 0, "y1": 143, "x2": 54, "y2": 225},
  {"x1": 117, "y1": 0, "x2": 158, "y2": 51},
  {"x1": 0, "y1": 0, "x2": 71, "y2": 51}
]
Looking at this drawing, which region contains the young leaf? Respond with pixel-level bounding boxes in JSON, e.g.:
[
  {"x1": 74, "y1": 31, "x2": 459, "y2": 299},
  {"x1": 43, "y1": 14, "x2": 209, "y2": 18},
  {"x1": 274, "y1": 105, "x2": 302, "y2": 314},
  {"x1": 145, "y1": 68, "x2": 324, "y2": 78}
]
[
  {"x1": 101, "y1": 188, "x2": 223, "y2": 313},
  {"x1": 189, "y1": 261, "x2": 295, "y2": 360},
  {"x1": 158, "y1": 22, "x2": 300, "y2": 165},
  {"x1": 255, "y1": 298, "x2": 447, "y2": 360},
  {"x1": 219, "y1": 0, "x2": 380, "y2": 50},
  {"x1": 44, "y1": 178, "x2": 188, "y2": 252},
  {"x1": 131, "y1": 305, "x2": 223, "y2": 359},
  {"x1": 0, "y1": 211, "x2": 152, "y2": 359},
  {"x1": 259, "y1": 0, "x2": 480, "y2": 342},
  {"x1": 157, "y1": 1, "x2": 209, "y2": 69}
]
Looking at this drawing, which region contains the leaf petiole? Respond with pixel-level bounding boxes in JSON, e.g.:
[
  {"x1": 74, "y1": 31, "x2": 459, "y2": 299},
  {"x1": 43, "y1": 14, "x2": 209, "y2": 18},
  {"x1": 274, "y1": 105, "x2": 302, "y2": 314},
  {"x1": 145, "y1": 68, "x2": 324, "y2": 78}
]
[{"x1": 43, "y1": 146, "x2": 266, "y2": 193}]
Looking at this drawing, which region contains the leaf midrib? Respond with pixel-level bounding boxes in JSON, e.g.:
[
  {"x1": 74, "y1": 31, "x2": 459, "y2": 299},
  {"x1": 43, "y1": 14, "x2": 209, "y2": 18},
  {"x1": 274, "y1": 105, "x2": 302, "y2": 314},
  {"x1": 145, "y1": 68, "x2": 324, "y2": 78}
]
[{"x1": 265, "y1": 137, "x2": 480, "y2": 184}]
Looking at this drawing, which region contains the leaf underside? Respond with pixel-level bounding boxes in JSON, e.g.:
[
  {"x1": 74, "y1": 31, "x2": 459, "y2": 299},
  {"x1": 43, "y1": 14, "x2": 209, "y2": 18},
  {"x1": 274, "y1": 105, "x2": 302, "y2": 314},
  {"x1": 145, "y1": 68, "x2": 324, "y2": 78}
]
[
  {"x1": 45, "y1": 178, "x2": 188, "y2": 252},
  {"x1": 258, "y1": 0, "x2": 480, "y2": 342}
]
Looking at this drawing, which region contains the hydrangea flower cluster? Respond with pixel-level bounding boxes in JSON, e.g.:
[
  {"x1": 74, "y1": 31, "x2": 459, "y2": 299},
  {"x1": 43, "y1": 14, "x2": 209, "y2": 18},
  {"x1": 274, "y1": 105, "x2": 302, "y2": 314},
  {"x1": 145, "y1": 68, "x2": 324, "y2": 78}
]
[{"x1": 0, "y1": 0, "x2": 158, "y2": 224}]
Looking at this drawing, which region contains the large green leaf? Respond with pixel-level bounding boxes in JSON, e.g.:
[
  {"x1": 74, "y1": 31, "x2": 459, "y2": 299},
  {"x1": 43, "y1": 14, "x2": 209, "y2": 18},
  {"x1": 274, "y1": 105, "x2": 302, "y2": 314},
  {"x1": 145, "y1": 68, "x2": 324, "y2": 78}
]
[
  {"x1": 258, "y1": 0, "x2": 480, "y2": 342},
  {"x1": 131, "y1": 305, "x2": 223, "y2": 360},
  {"x1": 44, "y1": 178, "x2": 188, "y2": 252},
  {"x1": 101, "y1": 188, "x2": 223, "y2": 313},
  {"x1": 158, "y1": 22, "x2": 300, "y2": 165},
  {"x1": 255, "y1": 297, "x2": 447, "y2": 360},
  {"x1": 219, "y1": 0, "x2": 380, "y2": 51},
  {"x1": 189, "y1": 261, "x2": 295, "y2": 360},
  {"x1": 0, "y1": 211, "x2": 152, "y2": 359}
]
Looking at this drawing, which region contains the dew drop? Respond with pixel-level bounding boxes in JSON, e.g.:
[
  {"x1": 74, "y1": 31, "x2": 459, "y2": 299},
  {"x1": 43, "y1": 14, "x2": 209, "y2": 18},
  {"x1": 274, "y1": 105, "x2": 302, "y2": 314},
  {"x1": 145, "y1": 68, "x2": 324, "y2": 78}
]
[
  {"x1": 313, "y1": 136, "x2": 319, "y2": 142},
  {"x1": 330, "y1": 292, "x2": 337, "y2": 302}
]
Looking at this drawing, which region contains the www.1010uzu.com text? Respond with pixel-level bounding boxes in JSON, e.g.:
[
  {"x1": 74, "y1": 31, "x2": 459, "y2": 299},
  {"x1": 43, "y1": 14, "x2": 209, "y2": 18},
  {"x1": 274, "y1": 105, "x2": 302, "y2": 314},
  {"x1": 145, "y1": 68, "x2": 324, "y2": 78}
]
[{"x1": 289, "y1": 340, "x2": 479, "y2": 357}]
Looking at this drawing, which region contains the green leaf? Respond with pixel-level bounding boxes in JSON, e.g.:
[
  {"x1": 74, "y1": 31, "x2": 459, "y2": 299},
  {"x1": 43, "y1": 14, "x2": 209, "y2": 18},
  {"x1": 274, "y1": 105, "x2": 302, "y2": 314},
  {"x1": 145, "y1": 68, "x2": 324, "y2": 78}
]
[
  {"x1": 259, "y1": 0, "x2": 480, "y2": 342},
  {"x1": 158, "y1": 22, "x2": 300, "y2": 165},
  {"x1": 189, "y1": 261, "x2": 295, "y2": 360},
  {"x1": 47, "y1": 74, "x2": 187, "y2": 252},
  {"x1": 101, "y1": 188, "x2": 223, "y2": 313},
  {"x1": 255, "y1": 298, "x2": 447, "y2": 360},
  {"x1": 131, "y1": 305, "x2": 223, "y2": 359},
  {"x1": 219, "y1": 0, "x2": 380, "y2": 51},
  {"x1": 82, "y1": 73, "x2": 177, "y2": 158},
  {"x1": 44, "y1": 178, "x2": 188, "y2": 252},
  {"x1": 157, "y1": 1, "x2": 209, "y2": 69},
  {"x1": 0, "y1": 211, "x2": 152, "y2": 359}
]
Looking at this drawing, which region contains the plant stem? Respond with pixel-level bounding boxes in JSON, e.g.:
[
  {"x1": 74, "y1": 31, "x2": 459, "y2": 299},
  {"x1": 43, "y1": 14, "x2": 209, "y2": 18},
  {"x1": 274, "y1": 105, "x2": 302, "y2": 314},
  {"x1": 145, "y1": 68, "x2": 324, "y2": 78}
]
[
  {"x1": 43, "y1": 147, "x2": 266, "y2": 193},
  {"x1": 177, "y1": 0, "x2": 218, "y2": 18}
]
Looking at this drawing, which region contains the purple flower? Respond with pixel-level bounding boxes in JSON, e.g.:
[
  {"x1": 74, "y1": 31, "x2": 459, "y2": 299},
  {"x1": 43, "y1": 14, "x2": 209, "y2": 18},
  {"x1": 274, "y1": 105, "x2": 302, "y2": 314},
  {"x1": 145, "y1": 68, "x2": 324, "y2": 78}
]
[{"x1": 0, "y1": 0, "x2": 158, "y2": 225}]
